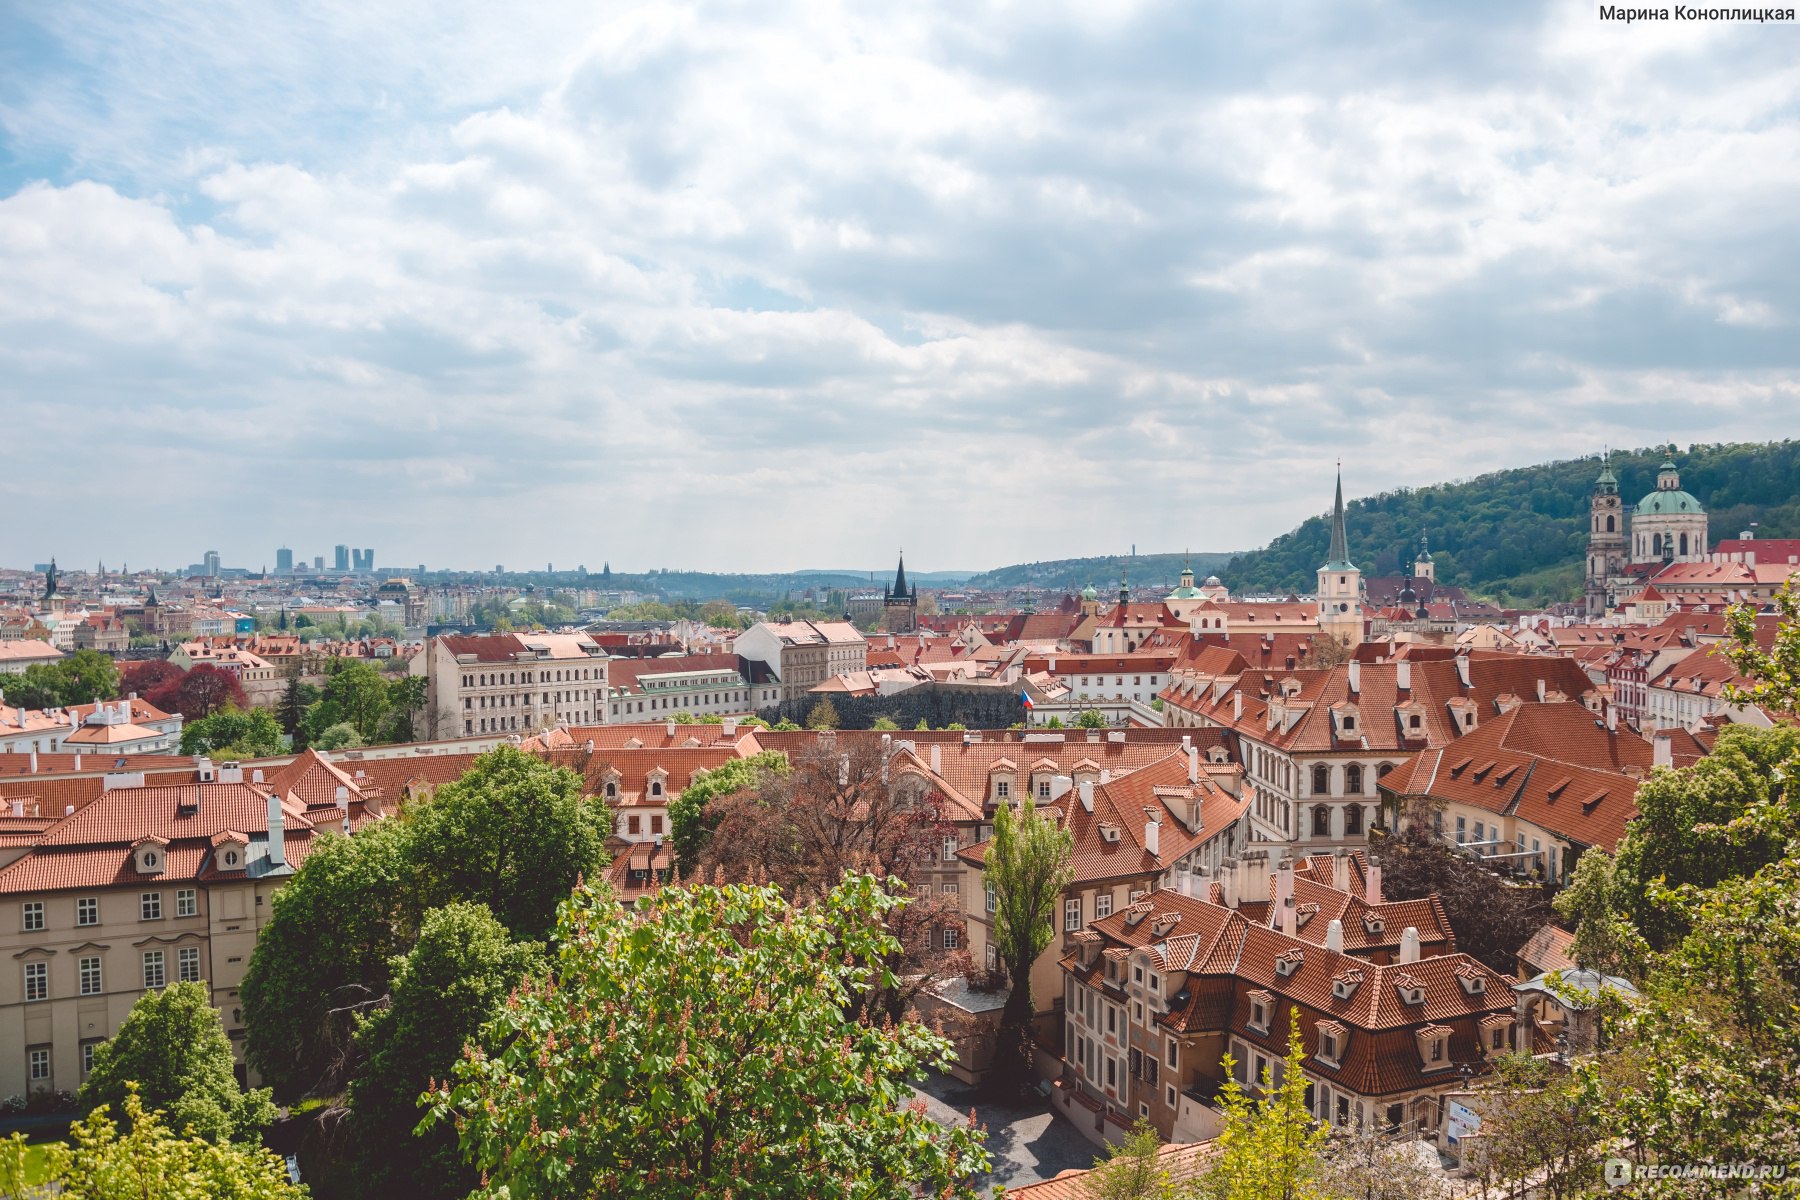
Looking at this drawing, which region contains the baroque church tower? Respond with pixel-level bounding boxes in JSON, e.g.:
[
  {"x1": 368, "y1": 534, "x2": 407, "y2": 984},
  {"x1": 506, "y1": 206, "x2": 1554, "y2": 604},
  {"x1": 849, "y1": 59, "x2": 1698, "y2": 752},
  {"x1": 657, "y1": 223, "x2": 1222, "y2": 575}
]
[
  {"x1": 1585, "y1": 456, "x2": 1627, "y2": 618},
  {"x1": 1316, "y1": 469, "x2": 1364, "y2": 646}
]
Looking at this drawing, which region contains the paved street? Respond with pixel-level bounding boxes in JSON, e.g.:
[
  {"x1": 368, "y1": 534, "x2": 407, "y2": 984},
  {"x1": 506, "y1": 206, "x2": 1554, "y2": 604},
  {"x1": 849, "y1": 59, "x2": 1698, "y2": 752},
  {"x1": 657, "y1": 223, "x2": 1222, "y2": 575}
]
[{"x1": 913, "y1": 1072, "x2": 1098, "y2": 1192}]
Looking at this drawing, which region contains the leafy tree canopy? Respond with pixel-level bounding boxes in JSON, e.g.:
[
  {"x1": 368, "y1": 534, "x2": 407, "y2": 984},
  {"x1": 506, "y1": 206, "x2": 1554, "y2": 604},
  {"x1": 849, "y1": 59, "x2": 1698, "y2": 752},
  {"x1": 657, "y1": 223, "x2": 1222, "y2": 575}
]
[
  {"x1": 181, "y1": 706, "x2": 285, "y2": 758},
  {"x1": 79, "y1": 982, "x2": 276, "y2": 1145},
  {"x1": 667, "y1": 750, "x2": 790, "y2": 871},
  {"x1": 426, "y1": 876, "x2": 990, "y2": 1199}
]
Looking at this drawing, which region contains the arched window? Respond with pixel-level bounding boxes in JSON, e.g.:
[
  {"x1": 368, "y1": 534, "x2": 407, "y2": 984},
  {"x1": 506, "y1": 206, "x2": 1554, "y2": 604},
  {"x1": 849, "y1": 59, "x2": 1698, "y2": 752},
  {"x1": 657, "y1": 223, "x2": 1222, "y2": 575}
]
[
  {"x1": 1606, "y1": 514, "x2": 1615, "y2": 532},
  {"x1": 1313, "y1": 764, "x2": 1330, "y2": 796},
  {"x1": 1346, "y1": 764, "x2": 1364, "y2": 795},
  {"x1": 604, "y1": 781, "x2": 617, "y2": 799},
  {"x1": 1377, "y1": 762, "x2": 1395, "y2": 779},
  {"x1": 1679, "y1": 533, "x2": 1689, "y2": 556},
  {"x1": 650, "y1": 780, "x2": 663, "y2": 797},
  {"x1": 1652, "y1": 533, "x2": 1663, "y2": 557},
  {"x1": 1344, "y1": 806, "x2": 1364, "y2": 836},
  {"x1": 1313, "y1": 805, "x2": 1331, "y2": 837}
]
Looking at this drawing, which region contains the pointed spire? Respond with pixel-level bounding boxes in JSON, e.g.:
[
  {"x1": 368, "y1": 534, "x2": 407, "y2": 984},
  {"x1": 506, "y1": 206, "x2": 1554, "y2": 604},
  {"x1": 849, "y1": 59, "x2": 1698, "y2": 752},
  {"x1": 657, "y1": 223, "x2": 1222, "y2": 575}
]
[
  {"x1": 890, "y1": 550, "x2": 908, "y2": 598},
  {"x1": 1324, "y1": 466, "x2": 1354, "y2": 569}
]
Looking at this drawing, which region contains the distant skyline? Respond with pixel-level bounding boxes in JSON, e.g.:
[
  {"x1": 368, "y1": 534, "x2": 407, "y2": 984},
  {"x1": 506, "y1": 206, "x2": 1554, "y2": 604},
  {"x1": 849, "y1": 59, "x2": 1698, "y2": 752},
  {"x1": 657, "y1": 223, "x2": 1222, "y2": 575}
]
[{"x1": 3, "y1": 2, "x2": 1797, "y2": 571}]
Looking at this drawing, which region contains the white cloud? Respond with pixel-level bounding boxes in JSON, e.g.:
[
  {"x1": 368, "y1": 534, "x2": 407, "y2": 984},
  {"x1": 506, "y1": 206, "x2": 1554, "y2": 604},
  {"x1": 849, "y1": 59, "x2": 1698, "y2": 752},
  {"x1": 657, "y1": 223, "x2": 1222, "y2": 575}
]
[{"x1": 1, "y1": 0, "x2": 1797, "y2": 573}]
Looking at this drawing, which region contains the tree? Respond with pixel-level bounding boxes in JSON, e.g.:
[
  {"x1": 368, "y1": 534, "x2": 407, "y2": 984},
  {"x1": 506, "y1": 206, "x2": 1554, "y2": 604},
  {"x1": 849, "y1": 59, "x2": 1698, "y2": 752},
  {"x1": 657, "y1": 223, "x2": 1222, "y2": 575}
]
[
  {"x1": 1076, "y1": 708, "x2": 1107, "y2": 729},
  {"x1": 79, "y1": 982, "x2": 276, "y2": 1144},
  {"x1": 243, "y1": 821, "x2": 421, "y2": 1099},
  {"x1": 278, "y1": 665, "x2": 320, "y2": 748},
  {"x1": 1193, "y1": 1023, "x2": 1329, "y2": 1200},
  {"x1": 120, "y1": 658, "x2": 183, "y2": 697},
  {"x1": 1466, "y1": 1053, "x2": 1604, "y2": 1200},
  {"x1": 0, "y1": 1087, "x2": 306, "y2": 1200},
  {"x1": 667, "y1": 751, "x2": 790, "y2": 871},
  {"x1": 871, "y1": 715, "x2": 900, "y2": 730},
  {"x1": 1551, "y1": 849, "x2": 1648, "y2": 979},
  {"x1": 311, "y1": 722, "x2": 364, "y2": 751},
  {"x1": 983, "y1": 797, "x2": 1072, "y2": 1094},
  {"x1": 306, "y1": 660, "x2": 392, "y2": 744},
  {"x1": 1365, "y1": 825, "x2": 1551, "y2": 973},
  {"x1": 150, "y1": 663, "x2": 249, "y2": 721},
  {"x1": 181, "y1": 706, "x2": 285, "y2": 758},
  {"x1": 424, "y1": 876, "x2": 990, "y2": 1199},
  {"x1": 806, "y1": 696, "x2": 841, "y2": 729},
  {"x1": 52, "y1": 648, "x2": 121, "y2": 705},
  {"x1": 1082, "y1": 1121, "x2": 1175, "y2": 1200},
  {"x1": 699, "y1": 741, "x2": 964, "y2": 1020},
  {"x1": 1312, "y1": 1128, "x2": 1446, "y2": 1200},
  {"x1": 404, "y1": 746, "x2": 609, "y2": 941},
  {"x1": 347, "y1": 903, "x2": 542, "y2": 1199},
  {"x1": 380, "y1": 673, "x2": 427, "y2": 742}
]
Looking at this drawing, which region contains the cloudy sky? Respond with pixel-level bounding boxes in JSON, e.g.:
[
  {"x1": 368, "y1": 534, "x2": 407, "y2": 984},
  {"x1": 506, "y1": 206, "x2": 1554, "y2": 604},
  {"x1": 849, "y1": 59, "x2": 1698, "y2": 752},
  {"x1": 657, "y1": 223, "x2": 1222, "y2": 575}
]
[{"x1": 2, "y1": 1, "x2": 1796, "y2": 574}]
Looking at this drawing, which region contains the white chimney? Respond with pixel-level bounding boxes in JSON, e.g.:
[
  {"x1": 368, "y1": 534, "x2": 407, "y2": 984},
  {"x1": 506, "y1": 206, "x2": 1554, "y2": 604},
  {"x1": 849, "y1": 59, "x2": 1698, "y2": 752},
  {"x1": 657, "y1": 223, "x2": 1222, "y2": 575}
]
[
  {"x1": 72, "y1": 754, "x2": 81, "y2": 770},
  {"x1": 1325, "y1": 917, "x2": 1343, "y2": 952},
  {"x1": 1233, "y1": 692, "x2": 1243, "y2": 720},
  {"x1": 1652, "y1": 732, "x2": 1673, "y2": 768},
  {"x1": 1079, "y1": 780, "x2": 1095, "y2": 812},
  {"x1": 666, "y1": 720, "x2": 675, "y2": 737},
  {"x1": 1187, "y1": 744, "x2": 1199, "y2": 784},
  {"x1": 1347, "y1": 660, "x2": 1361, "y2": 693},
  {"x1": 1145, "y1": 818, "x2": 1160, "y2": 857},
  {"x1": 1333, "y1": 854, "x2": 1351, "y2": 893},
  {"x1": 28, "y1": 750, "x2": 36, "y2": 773},
  {"x1": 1365, "y1": 864, "x2": 1382, "y2": 905},
  {"x1": 64, "y1": 805, "x2": 74, "y2": 816},
  {"x1": 334, "y1": 785, "x2": 349, "y2": 809},
  {"x1": 930, "y1": 744, "x2": 942, "y2": 773},
  {"x1": 1536, "y1": 677, "x2": 1547, "y2": 702},
  {"x1": 722, "y1": 718, "x2": 738, "y2": 738},
  {"x1": 1100, "y1": 769, "x2": 1111, "y2": 784},
  {"x1": 9, "y1": 800, "x2": 21, "y2": 818},
  {"x1": 1395, "y1": 659, "x2": 1412, "y2": 692},
  {"x1": 1050, "y1": 775, "x2": 1073, "y2": 802},
  {"x1": 251, "y1": 769, "x2": 264, "y2": 783},
  {"x1": 267, "y1": 793, "x2": 287, "y2": 868},
  {"x1": 1455, "y1": 654, "x2": 1471, "y2": 687},
  {"x1": 1399, "y1": 926, "x2": 1421, "y2": 964},
  {"x1": 1606, "y1": 705, "x2": 1617, "y2": 732},
  {"x1": 1274, "y1": 865, "x2": 1294, "y2": 932}
]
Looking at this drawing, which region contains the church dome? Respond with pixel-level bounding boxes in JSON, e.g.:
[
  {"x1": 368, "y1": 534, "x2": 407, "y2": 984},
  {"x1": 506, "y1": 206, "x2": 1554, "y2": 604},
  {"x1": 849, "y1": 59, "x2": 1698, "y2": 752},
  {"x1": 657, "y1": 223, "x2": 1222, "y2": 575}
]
[
  {"x1": 1203, "y1": 575, "x2": 1221, "y2": 586},
  {"x1": 1635, "y1": 488, "x2": 1704, "y2": 516},
  {"x1": 1080, "y1": 583, "x2": 1098, "y2": 601}
]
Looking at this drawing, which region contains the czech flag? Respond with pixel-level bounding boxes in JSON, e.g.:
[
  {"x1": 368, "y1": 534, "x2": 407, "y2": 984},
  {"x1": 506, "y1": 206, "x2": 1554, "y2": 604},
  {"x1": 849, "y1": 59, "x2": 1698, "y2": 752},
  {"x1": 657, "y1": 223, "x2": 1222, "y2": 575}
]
[{"x1": 1021, "y1": 689, "x2": 1034, "y2": 710}]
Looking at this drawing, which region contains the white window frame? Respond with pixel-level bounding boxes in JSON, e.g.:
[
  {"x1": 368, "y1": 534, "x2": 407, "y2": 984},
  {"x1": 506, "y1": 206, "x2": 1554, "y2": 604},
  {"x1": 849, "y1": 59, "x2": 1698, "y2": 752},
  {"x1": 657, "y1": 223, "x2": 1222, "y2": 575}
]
[
  {"x1": 23, "y1": 961, "x2": 47, "y2": 1002},
  {"x1": 1064, "y1": 897, "x2": 1083, "y2": 932},
  {"x1": 175, "y1": 889, "x2": 197, "y2": 918},
  {"x1": 1094, "y1": 893, "x2": 1113, "y2": 919},
  {"x1": 21, "y1": 902, "x2": 43, "y2": 932},
  {"x1": 27, "y1": 1049, "x2": 48, "y2": 1082},
  {"x1": 140, "y1": 892, "x2": 162, "y2": 921},
  {"x1": 76, "y1": 897, "x2": 98, "y2": 927},
  {"x1": 78, "y1": 957, "x2": 102, "y2": 996},
  {"x1": 178, "y1": 947, "x2": 201, "y2": 983},
  {"x1": 142, "y1": 950, "x2": 166, "y2": 990}
]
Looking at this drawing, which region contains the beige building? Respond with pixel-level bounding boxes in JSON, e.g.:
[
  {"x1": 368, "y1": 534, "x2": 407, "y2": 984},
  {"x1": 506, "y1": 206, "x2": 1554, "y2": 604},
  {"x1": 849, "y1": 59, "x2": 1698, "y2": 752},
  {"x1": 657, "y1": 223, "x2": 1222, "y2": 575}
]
[
  {"x1": 412, "y1": 632, "x2": 610, "y2": 739},
  {"x1": 0, "y1": 765, "x2": 345, "y2": 1094},
  {"x1": 734, "y1": 620, "x2": 868, "y2": 704}
]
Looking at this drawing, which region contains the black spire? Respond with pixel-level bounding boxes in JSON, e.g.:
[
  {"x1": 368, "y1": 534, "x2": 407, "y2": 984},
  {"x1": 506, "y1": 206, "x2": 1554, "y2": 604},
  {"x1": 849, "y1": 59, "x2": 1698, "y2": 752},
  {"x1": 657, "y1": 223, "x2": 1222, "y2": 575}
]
[{"x1": 888, "y1": 552, "x2": 913, "y2": 599}]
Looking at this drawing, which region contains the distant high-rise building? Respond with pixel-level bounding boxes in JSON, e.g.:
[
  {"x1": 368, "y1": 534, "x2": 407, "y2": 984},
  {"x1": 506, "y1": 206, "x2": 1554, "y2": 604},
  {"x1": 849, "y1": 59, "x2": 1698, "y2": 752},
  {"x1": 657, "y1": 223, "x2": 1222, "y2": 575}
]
[
  {"x1": 203, "y1": 550, "x2": 221, "y2": 578},
  {"x1": 275, "y1": 547, "x2": 294, "y2": 573},
  {"x1": 314, "y1": 555, "x2": 325, "y2": 571},
  {"x1": 334, "y1": 545, "x2": 350, "y2": 572}
]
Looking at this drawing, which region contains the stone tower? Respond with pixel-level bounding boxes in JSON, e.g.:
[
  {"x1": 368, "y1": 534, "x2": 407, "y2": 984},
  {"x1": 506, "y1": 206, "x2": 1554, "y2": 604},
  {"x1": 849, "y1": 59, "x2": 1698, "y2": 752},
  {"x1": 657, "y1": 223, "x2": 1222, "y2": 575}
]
[
  {"x1": 883, "y1": 553, "x2": 918, "y2": 634},
  {"x1": 1585, "y1": 455, "x2": 1627, "y2": 618},
  {"x1": 1316, "y1": 469, "x2": 1364, "y2": 647}
]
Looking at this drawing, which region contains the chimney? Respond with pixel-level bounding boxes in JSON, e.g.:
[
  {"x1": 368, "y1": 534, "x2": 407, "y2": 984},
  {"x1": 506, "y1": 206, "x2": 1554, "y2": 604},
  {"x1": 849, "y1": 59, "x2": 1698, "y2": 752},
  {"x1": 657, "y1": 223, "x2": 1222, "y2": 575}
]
[
  {"x1": 1536, "y1": 677, "x2": 1547, "y2": 703},
  {"x1": 1365, "y1": 864, "x2": 1382, "y2": 905},
  {"x1": 1274, "y1": 864, "x2": 1294, "y2": 933},
  {"x1": 1050, "y1": 775, "x2": 1073, "y2": 802},
  {"x1": 1347, "y1": 659, "x2": 1361, "y2": 693},
  {"x1": 722, "y1": 718, "x2": 738, "y2": 738},
  {"x1": 1652, "y1": 731, "x2": 1673, "y2": 768},
  {"x1": 1333, "y1": 854, "x2": 1351, "y2": 893},
  {"x1": 72, "y1": 754, "x2": 81, "y2": 770},
  {"x1": 1145, "y1": 817, "x2": 1160, "y2": 857},
  {"x1": 335, "y1": 785, "x2": 349, "y2": 809},
  {"x1": 1079, "y1": 780, "x2": 1094, "y2": 812},
  {"x1": 267, "y1": 793, "x2": 287, "y2": 869},
  {"x1": 251, "y1": 768, "x2": 264, "y2": 784},
  {"x1": 1455, "y1": 654, "x2": 1471, "y2": 687},
  {"x1": 666, "y1": 720, "x2": 675, "y2": 737},
  {"x1": 64, "y1": 805, "x2": 74, "y2": 816},
  {"x1": 1399, "y1": 926, "x2": 1420, "y2": 964},
  {"x1": 1100, "y1": 769, "x2": 1111, "y2": 784},
  {"x1": 1232, "y1": 692, "x2": 1243, "y2": 720},
  {"x1": 1187, "y1": 744, "x2": 1199, "y2": 784},
  {"x1": 930, "y1": 744, "x2": 942, "y2": 773},
  {"x1": 28, "y1": 749, "x2": 36, "y2": 774},
  {"x1": 1606, "y1": 705, "x2": 1617, "y2": 732},
  {"x1": 9, "y1": 800, "x2": 21, "y2": 818},
  {"x1": 1325, "y1": 917, "x2": 1343, "y2": 952}
]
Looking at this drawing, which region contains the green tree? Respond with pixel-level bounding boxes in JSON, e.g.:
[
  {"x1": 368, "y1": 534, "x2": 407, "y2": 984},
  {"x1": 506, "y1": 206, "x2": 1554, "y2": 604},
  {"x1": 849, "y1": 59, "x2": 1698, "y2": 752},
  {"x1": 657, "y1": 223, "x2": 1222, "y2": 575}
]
[
  {"x1": 806, "y1": 696, "x2": 841, "y2": 729},
  {"x1": 667, "y1": 751, "x2": 791, "y2": 871},
  {"x1": 425, "y1": 876, "x2": 989, "y2": 1199},
  {"x1": 983, "y1": 797, "x2": 1072, "y2": 1094},
  {"x1": 180, "y1": 706, "x2": 285, "y2": 758},
  {"x1": 1082, "y1": 1120, "x2": 1175, "y2": 1199},
  {"x1": 870, "y1": 716, "x2": 900, "y2": 730},
  {"x1": 243, "y1": 821, "x2": 420, "y2": 1099},
  {"x1": 1722, "y1": 581, "x2": 1800, "y2": 712},
  {"x1": 1466, "y1": 1053, "x2": 1604, "y2": 1200},
  {"x1": 1194, "y1": 1023, "x2": 1329, "y2": 1200},
  {"x1": 306, "y1": 660, "x2": 392, "y2": 744},
  {"x1": 310, "y1": 722, "x2": 364, "y2": 751},
  {"x1": 0, "y1": 1087, "x2": 306, "y2": 1200},
  {"x1": 380, "y1": 673, "x2": 427, "y2": 742},
  {"x1": 1075, "y1": 709, "x2": 1107, "y2": 729},
  {"x1": 7, "y1": 649, "x2": 122, "y2": 709},
  {"x1": 79, "y1": 982, "x2": 276, "y2": 1144},
  {"x1": 347, "y1": 903, "x2": 541, "y2": 1200},
  {"x1": 278, "y1": 665, "x2": 319, "y2": 749},
  {"x1": 403, "y1": 747, "x2": 608, "y2": 941}
]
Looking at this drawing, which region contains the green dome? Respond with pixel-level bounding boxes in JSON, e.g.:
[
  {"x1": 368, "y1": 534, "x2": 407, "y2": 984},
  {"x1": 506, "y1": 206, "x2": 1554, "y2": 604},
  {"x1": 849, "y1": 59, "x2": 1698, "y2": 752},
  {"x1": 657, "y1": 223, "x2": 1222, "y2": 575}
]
[
  {"x1": 1080, "y1": 583, "x2": 1098, "y2": 601},
  {"x1": 1636, "y1": 489, "x2": 1704, "y2": 516}
]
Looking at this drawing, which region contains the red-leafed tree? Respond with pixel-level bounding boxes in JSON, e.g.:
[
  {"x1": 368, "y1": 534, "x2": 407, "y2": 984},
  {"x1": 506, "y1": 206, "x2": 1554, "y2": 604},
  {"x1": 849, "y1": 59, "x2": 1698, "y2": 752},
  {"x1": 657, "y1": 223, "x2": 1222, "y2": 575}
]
[
  {"x1": 120, "y1": 659, "x2": 183, "y2": 697},
  {"x1": 699, "y1": 738, "x2": 967, "y2": 1021},
  {"x1": 148, "y1": 664, "x2": 248, "y2": 722}
]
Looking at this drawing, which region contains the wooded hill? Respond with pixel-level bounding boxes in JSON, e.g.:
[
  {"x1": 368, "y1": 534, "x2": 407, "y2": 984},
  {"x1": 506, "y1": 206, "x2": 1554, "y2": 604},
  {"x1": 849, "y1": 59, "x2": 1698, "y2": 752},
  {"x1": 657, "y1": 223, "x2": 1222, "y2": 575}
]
[{"x1": 1221, "y1": 440, "x2": 1800, "y2": 606}]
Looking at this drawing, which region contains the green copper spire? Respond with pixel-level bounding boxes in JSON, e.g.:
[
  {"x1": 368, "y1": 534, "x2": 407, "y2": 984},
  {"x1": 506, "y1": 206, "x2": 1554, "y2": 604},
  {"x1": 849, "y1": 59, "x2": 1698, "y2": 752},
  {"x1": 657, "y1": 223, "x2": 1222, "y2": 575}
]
[{"x1": 1323, "y1": 468, "x2": 1355, "y2": 571}]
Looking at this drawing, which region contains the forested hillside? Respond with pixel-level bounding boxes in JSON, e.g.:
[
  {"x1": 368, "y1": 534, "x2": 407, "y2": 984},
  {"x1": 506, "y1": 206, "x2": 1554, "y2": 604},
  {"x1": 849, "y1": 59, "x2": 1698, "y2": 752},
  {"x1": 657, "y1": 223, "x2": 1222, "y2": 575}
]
[
  {"x1": 960, "y1": 551, "x2": 1238, "y2": 592},
  {"x1": 1222, "y1": 441, "x2": 1800, "y2": 605}
]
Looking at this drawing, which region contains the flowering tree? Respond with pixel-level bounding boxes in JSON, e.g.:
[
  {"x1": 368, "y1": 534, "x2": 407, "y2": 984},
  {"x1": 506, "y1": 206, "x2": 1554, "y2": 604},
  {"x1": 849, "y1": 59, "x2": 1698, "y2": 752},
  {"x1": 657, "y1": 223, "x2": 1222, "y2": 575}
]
[{"x1": 426, "y1": 876, "x2": 990, "y2": 1199}]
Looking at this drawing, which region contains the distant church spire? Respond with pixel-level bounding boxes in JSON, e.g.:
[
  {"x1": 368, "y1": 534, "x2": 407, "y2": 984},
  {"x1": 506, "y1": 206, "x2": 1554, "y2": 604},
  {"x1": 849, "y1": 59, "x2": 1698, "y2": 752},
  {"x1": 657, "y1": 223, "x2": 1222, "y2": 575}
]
[
  {"x1": 890, "y1": 550, "x2": 910, "y2": 598},
  {"x1": 1325, "y1": 466, "x2": 1354, "y2": 569}
]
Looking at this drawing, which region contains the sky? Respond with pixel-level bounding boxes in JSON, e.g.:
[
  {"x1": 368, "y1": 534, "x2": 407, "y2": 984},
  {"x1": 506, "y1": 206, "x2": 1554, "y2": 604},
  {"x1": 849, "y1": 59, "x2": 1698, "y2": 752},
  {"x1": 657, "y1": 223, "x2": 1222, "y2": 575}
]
[{"x1": 2, "y1": 1, "x2": 1797, "y2": 575}]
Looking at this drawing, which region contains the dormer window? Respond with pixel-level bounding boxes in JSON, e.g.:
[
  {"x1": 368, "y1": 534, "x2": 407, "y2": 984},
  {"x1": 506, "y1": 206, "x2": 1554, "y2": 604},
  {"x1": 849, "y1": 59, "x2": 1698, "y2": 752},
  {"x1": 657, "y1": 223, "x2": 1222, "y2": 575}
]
[
  {"x1": 1332, "y1": 968, "x2": 1364, "y2": 1000},
  {"x1": 1275, "y1": 949, "x2": 1303, "y2": 978},
  {"x1": 1362, "y1": 914, "x2": 1385, "y2": 937},
  {"x1": 1416, "y1": 1024, "x2": 1453, "y2": 1070},
  {"x1": 1247, "y1": 989, "x2": 1273, "y2": 1032},
  {"x1": 649, "y1": 779, "x2": 664, "y2": 798},
  {"x1": 1099, "y1": 822, "x2": 1122, "y2": 844},
  {"x1": 1315, "y1": 1020, "x2": 1345, "y2": 1066},
  {"x1": 605, "y1": 781, "x2": 618, "y2": 798},
  {"x1": 1395, "y1": 973, "x2": 1425, "y2": 1006},
  {"x1": 1457, "y1": 968, "x2": 1488, "y2": 996}
]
